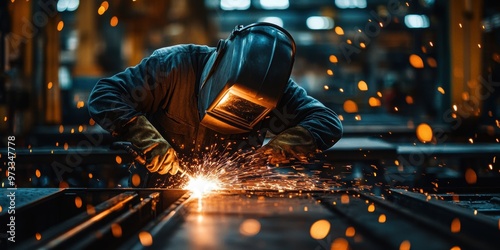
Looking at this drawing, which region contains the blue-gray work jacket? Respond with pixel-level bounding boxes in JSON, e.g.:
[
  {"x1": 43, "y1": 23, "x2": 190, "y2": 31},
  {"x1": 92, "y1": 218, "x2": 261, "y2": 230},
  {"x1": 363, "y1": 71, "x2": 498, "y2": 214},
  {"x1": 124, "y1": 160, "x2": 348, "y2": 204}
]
[{"x1": 88, "y1": 44, "x2": 343, "y2": 157}]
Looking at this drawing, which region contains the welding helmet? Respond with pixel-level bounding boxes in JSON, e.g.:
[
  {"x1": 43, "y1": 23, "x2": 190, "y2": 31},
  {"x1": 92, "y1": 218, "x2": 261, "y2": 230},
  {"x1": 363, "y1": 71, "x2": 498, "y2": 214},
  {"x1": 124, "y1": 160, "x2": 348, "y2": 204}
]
[{"x1": 198, "y1": 22, "x2": 296, "y2": 134}]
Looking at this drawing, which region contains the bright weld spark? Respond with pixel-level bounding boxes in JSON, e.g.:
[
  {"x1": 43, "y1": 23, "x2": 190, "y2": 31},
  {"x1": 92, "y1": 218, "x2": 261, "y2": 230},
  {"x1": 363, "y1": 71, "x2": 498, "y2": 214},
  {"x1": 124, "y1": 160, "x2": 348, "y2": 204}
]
[{"x1": 185, "y1": 175, "x2": 221, "y2": 198}]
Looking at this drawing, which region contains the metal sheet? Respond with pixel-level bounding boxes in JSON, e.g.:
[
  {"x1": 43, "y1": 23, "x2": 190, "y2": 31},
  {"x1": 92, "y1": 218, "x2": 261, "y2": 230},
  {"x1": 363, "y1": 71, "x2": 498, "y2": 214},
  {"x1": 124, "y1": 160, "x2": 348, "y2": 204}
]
[
  {"x1": 142, "y1": 191, "x2": 377, "y2": 250},
  {"x1": 2, "y1": 189, "x2": 500, "y2": 250}
]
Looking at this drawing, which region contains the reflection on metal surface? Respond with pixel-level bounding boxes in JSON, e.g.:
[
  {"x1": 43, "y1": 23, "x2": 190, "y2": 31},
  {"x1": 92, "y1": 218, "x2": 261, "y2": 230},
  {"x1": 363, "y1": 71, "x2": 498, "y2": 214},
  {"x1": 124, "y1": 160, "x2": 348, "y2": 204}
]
[
  {"x1": 138, "y1": 231, "x2": 153, "y2": 247},
  {"x1": 2, "y1": 189, "x2": 500, "y2": 250},
  {"x1": 159, "y1": 191, "x2": 339, "y2": 250},
  {"x1": 239, "y1": 218, "x2": 261, "y2": 236},
  {"x1": 185, "y1": 176, "x2": 221, "y2": 198}
]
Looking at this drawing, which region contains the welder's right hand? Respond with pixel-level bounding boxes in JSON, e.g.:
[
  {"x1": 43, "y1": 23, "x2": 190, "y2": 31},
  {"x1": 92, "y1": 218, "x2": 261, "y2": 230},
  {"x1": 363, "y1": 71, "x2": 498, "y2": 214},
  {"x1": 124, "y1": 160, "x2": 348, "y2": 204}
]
[
  {"x1": 120, "y1": 116, "x2": 180, "y2": 175},
  {"x1": 255, "y1": 125, "x2": 317, "y2": 165}
]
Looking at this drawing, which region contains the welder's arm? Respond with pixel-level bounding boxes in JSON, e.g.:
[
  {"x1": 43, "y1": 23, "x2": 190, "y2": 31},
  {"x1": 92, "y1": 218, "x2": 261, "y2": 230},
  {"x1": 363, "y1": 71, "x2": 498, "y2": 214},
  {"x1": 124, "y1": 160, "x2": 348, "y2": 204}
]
[
  {"x1": 120, "y1": 115, "x2": 179, "y2": 175},
  {"x1": 256, "y1": 79, "x2": 342, "y2": 164},
  {"x1": 256, "y1": 125, "x2": 317, "y2": 165},
  {"x1": 87, "y1": 49, "x2": 169, "y2": 135},
  {"x1": 87, "y1": 50, "x2": 178, "y2": 174}
]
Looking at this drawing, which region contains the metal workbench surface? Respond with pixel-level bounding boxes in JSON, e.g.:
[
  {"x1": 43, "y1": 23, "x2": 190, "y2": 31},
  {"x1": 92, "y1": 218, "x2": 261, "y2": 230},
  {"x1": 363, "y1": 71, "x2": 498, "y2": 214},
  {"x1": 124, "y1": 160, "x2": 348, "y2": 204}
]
[{"x1": 1, "y1": 188, "x2": 499, "y2": 250}]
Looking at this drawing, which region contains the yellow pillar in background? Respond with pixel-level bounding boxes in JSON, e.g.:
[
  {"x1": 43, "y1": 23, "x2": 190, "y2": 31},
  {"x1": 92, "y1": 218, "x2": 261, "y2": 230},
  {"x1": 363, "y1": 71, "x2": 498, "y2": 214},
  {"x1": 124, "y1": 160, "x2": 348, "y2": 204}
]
[
  {"x1": 45, "y1": 14, "x2": 62, "y2": 124},
  {"x1": 74, "y1": 0, "x2": 101, "y2": 76},
  {"x1": 4, "y1": 0, "x2": 36, "y2": 132},
  {"x1": 7, "y1": 0, "x2": 34, "y2": 76},
  {"x1": 124, "y1": 22, "x2": 146, "y2": 67},
  {"x1": 449, "y1": 0, "x2": 483, "y2": 117}
]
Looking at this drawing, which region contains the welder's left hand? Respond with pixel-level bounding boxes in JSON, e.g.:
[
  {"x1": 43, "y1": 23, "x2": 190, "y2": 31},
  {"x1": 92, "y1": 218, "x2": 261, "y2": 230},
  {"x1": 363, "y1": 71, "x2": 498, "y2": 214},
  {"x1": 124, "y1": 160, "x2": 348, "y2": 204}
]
[
  {"x1": 119, "y1": 116, "x2": 180, "y2": 175},
  {"x1": 256, "y1": 126, "x2": 317, "y2": 165}
]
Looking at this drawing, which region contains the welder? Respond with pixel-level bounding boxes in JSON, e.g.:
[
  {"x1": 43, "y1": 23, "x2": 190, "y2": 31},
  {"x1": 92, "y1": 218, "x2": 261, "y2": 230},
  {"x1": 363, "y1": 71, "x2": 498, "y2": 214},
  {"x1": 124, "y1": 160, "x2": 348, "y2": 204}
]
[{"x1": 88, "y1": 22, "x2": 343, "y2": 186}]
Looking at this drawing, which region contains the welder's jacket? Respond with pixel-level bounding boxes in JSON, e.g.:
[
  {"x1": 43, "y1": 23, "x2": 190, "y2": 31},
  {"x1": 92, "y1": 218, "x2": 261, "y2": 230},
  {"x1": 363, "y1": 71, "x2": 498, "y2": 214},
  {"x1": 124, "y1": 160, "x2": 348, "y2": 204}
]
[{"x1": 88, "y1": 44, "x2": 343, "y2": 157}]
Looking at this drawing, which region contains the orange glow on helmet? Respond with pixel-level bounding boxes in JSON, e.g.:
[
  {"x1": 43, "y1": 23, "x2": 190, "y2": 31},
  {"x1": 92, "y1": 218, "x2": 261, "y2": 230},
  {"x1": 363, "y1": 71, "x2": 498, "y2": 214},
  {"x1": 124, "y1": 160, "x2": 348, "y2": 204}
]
[{"x1": 198, "y1": 22, "x2": 296, "y2": 134}]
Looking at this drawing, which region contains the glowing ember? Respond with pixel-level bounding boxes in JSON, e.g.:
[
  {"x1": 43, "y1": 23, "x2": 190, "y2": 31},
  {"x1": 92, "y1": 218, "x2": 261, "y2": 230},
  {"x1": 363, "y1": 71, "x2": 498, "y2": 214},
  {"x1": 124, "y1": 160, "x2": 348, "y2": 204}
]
[
  {"x1": 341, "y1": 194, "x2": 350, "y2": 204},
  {"x1": 400, "y1": 240, "x2": 411, "y2": 250},
  {"x1": 131, "y1": 174, "x2": 141, "y2": 187},
  {"x1": 111, "y1": 223, "x2": 122, "y2": 238},
  {"x1": 378, "y1": 214, "x2": 386, "y2": 223},
  {"x1": 74, "y1": 196, "x2": 82, "y2": 208},
  {"x1": 367, "y1": 204, "x2": 375, "y2": 212},
  {"x1": 345, "y1": 226, "x2": 355, "y2": 237},
  {"x1": 310, "y1": 219, "x2": 331, "y2": 240},
  {"x1": 185, "y1": 176, "x2": 221, "y2": 198},
  {"x1": 465, "y1": 168, "x2": 477, "y2": 184},
  {"x1": 138, "y1": 231, "x2": 153, "y2": 247},
  {"x1": 451, "y1": 218, "x2": 461, "y2": 233},
  {"x1": 331, "y1": 238, "x2": 349, "y2": 250}
]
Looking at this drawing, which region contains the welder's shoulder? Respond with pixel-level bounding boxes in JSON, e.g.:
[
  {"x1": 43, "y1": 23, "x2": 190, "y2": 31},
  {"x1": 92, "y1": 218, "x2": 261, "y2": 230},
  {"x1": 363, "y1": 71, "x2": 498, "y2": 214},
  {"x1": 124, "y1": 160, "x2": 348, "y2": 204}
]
[
  {"x1": 146, "y1": 45, "x2": 215, "y2": 69},
  {"x1": 151, "y1": 44, "x2": 215, "y2": 59}
]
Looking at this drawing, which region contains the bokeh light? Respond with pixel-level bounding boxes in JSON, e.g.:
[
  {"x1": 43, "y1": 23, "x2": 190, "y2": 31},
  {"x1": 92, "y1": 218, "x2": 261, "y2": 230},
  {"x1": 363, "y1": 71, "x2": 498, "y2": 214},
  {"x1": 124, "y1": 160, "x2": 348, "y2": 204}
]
[
  {"x1": 409, "y1": 54, "x2": 424, "y2": 68},
  {"x1": 343, "y1": 100, "x2": 358, "y2": 113},
  {"x1": 138, "y1": 231, "x2": 153, "y2": 246},
  {"x1": 310, "y1": 220, "x2": 331, "y2": 240},
  {"x1": 416, "y1": 123, "x2": 433, "y2": 143},
  {"x1": 239, "y1": 219, "x2": 261, "y2": 236}
]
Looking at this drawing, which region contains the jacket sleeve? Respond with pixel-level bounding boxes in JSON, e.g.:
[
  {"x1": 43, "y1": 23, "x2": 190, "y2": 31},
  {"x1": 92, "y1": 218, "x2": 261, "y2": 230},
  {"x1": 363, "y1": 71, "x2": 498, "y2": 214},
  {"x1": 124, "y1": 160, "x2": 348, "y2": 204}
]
[
  {"x1": 273, "y1": 79, "x2": 343, "y2": 151},
  {"x1": 87, "y1": 50, "x2": 167, "y2": 135}
]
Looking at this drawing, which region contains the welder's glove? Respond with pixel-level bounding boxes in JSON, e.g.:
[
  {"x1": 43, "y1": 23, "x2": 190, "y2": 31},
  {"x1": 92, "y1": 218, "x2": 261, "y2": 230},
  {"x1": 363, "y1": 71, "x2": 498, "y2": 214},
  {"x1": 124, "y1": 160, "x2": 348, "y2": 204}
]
[
  {"x1": 256, "y1": 126, "x2": 317, "y2": 165},
  {"x1": 120, "y1": 116, "x2": 179, "y2": 175}
]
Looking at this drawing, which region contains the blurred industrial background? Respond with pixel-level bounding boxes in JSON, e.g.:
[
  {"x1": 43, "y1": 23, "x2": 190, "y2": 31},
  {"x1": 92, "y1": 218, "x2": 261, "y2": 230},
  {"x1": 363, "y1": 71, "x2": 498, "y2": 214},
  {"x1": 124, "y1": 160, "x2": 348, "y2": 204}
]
[
  {"x1": 1, "y1": 0, "x2": 498, "y2": 188},
  {"x1": 0, "y1": 1, "x2": 500, "y2": 249}
]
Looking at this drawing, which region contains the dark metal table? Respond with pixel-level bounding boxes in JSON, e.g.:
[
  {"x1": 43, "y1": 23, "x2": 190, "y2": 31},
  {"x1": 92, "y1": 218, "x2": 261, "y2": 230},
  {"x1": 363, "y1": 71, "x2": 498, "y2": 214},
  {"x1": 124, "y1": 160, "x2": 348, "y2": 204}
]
[{"x1": 1, "y1": 188, "x2": 499, "y2": 250}]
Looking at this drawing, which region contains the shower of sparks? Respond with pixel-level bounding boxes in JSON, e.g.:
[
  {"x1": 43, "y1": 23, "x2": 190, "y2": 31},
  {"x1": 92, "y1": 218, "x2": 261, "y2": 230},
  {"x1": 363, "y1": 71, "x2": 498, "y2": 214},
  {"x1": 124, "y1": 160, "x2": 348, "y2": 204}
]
[{"x1": 152, "y1": 142, "x2": 331, "y2": 192}]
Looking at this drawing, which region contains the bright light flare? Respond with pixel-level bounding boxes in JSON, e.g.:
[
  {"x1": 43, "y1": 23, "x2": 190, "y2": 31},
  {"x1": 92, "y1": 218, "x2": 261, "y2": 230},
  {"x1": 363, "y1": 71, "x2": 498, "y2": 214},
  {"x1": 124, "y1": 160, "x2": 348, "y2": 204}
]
[{"x1": 185, "y1": 176, "x2": 221, "y2": 198}]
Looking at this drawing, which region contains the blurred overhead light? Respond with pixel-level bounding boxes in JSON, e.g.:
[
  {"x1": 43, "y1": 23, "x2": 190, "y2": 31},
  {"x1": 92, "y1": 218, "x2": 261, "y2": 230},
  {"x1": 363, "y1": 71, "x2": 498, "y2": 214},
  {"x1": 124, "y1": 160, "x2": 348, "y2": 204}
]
[
  {"x1": 57, "y1": 0, "x2": 79, "y2": 12},
  {"x1": 259, "y1": 0, "x2": 289, "y2": 10},
  {"x1": 294, "y1": 32, "x2": 314, "y2": 45},
  {"x1": 420, "y1": 0, "x2": 435, "y2": 7},
  {"x1": 258, "y1": 17, "x2": 283, "y2": 27},
  {"x1": 220, "y1": 0, "x2": 250, "y2": 10},
  {"x1": 404, "y1": 14, "x2": 430, "y2": 28},
  {"x1": 59, "y1": 67, "x2": 72, "y2": 90},
  {"x1": 335, "y1": 0, "x2": 366, "y2": 9},
  {"x1": 491, "y1": 14, "x2": 500, "y2": 28},
  {"x1": 67, "y1": 30, "x2": 78, "y2": 51},
  {"x1": 165, "y1": 23, "x2": 184, "y2": 36},
  {"x1": 306, "y1": 16, "x2": 334, "y2": 30}
]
